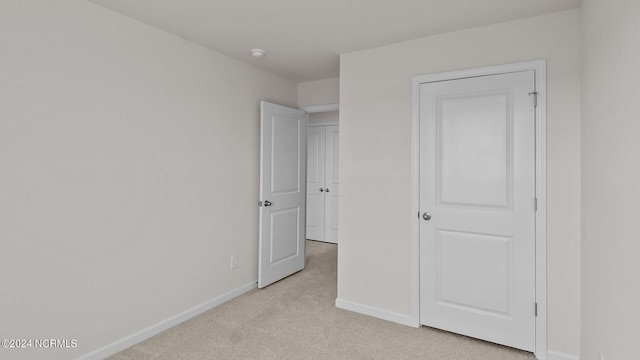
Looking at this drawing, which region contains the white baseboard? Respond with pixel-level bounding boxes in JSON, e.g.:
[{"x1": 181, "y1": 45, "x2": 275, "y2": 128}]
[
  {"x1": 76, "y1": 281, "x2": 258, "y2": 360},
  {"x1": 335, "y1": 298, "x2": 418, "y2": 328},
  {"x1": 335, "y1": 300, "x2": 580, "y2": 360},
  {"x1": 547, "y1": 351, "x2": 580, "y2": 360}
]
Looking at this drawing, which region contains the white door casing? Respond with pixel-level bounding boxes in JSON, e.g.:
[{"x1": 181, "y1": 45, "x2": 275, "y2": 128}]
[
  {"x1": 258, "y1": 101, "x2": 307, "y2": 288},
  {"x1": 419, "y1": 70, "x2": 536, "y2": 350}
]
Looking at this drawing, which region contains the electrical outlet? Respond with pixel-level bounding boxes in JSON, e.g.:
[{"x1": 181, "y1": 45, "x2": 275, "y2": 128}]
[{"x1": 230, "y1": 254, "x2": 238, "y2": 269}]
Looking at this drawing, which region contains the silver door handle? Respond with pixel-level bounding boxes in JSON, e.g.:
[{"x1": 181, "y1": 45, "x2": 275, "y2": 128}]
[
  {"x1": 422, "y1": 212, "x2": 431, "y2": 221},
  {"x1": 325, "y1": 188, "x2": 330, "y2": 192},
  {"x1": 319, "y1": 188, "x2": 324, "y2": 192},
  {"x1": 264, "y1": 200, "x2": 272, "y2": 207}
]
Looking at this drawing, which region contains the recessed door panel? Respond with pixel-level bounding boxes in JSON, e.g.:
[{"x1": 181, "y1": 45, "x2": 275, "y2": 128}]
[
  {"x1": 271, "y1": 116, "x2": 301, "y2": 194},
  {"x1": 438, "y1": 93, "x2": 512, "y2": 208},
  {"x1": 327, "y1": 194, "x2": 339, "y2": 232},
  {"x1": 270, "y1": 208, "x2": 300, "y2": 264},
  {"x1": 306, "y1": 194, "x2": 322, "y2": 228},
  {"x1": 307, "y1": 131, "x2": 321, "y2": 184},
  {"x1": 437, "y1": 230, "x2": 512, "y2": 317},
  {"x1": 330, "y1": 131, "x2": 340, "y2": 184}
]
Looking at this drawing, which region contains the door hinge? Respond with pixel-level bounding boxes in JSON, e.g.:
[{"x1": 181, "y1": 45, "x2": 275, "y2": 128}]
[
  {"x1": 534, "y1": 197, "x2": 538, "y2": 212},
  {"x1": 529, "y1": 91, "x2": 539, "y2": 108},
  {"x1": 535, "y1": 302, "x2": 538, "y2": 317}
]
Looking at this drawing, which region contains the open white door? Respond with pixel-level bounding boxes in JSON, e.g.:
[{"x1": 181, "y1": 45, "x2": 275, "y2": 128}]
[{"x1": 259, "y1": 101, "x2": 307, "y2": 288}]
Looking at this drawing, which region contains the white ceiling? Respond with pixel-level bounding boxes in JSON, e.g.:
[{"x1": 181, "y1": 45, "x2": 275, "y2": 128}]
[{"x1": 87, "y1": 0, "x2": 582, "y2": 82}]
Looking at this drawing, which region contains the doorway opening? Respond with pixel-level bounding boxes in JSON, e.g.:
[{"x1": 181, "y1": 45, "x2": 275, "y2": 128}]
[{"x1": 257, "y1": 102, "x2": 339, "y2": 289}]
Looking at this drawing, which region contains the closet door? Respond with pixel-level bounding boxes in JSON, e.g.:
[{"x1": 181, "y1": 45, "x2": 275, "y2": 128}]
[
  {"x1": 306, "y1": 127, "x2": 325, "y2": 241},
  {"x1": 323, "y1": 126, "x2": 340, "y2": 244}
]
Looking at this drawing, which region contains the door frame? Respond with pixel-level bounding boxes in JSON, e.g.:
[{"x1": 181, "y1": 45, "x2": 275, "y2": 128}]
[{"x1": 410, "y1": 60, "x2": 547, "y2": 359}]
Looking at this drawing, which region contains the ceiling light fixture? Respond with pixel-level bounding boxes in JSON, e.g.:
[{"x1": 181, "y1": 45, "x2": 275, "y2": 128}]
[{"x1": 250, "y1": 48, "x2": 266, "y2": 58}]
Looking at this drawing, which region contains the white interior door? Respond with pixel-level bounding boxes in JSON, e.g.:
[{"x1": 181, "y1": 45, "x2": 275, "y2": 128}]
[
  {"x1": 419, "y1": 71, "x2": 536, "y2": 351},
  {"x1": 306, "y1": 126, "x2": 325, "y2": 241},
  {"x1": 323, "y1": 126, "x2": 339, "y2": 243},
  {"x1": 259, "y1": 101, "x2": 307, "y2": 288}
]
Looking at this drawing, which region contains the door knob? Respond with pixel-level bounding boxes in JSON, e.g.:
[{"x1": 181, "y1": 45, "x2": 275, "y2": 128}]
[
  {"x1": 319, "y1": 188, "x2": 324, "y2": 192},
  {"x1": 422, "y1": 212, "x2": 431, "y2": 221},
  {"x1": 325, "y1": 188, "x2": 330, "y2": 192},
  {"x1": 264, "y1": 200, "x2": 272, "y2": 207}
]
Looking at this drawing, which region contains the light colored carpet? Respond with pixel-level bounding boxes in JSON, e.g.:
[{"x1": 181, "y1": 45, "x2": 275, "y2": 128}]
[{"x1": 108, "y1": 240, "x2": 536, "y2": 360}]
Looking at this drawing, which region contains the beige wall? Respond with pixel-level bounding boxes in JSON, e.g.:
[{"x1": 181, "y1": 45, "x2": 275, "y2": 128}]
[
  {"x1": 298, "y1": 77, "x2": 340, "y2": 108},
  {"x1": 0, "y1": 1, "x2": 297, "y2": 359},
  {"x1": 338, "y1": 10, "x2": 582, "y2": 356},
  {"x1": 581, "y1": 1, "x2": 640, "y2": 360}
]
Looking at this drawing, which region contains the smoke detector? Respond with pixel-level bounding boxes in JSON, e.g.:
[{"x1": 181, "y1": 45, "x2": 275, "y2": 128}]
[{"x1": 250, "y1": 48, "x2": 266, "y2": 58}]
